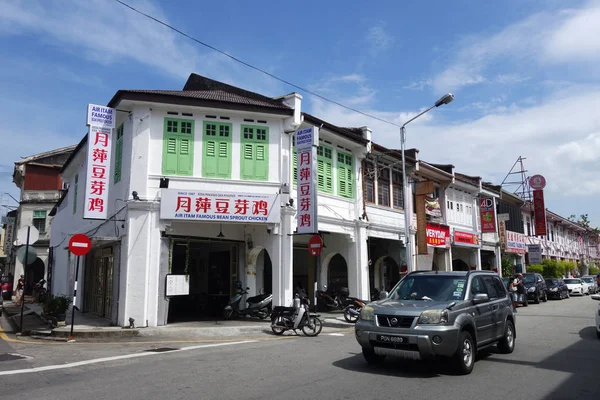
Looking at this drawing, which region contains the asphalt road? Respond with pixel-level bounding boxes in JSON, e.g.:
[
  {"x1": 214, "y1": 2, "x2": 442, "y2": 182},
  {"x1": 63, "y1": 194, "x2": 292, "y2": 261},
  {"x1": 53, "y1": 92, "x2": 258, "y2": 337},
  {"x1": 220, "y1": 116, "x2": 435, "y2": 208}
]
[{"x1": 1, "y1": 295, "x2": 599, "y2": 400}]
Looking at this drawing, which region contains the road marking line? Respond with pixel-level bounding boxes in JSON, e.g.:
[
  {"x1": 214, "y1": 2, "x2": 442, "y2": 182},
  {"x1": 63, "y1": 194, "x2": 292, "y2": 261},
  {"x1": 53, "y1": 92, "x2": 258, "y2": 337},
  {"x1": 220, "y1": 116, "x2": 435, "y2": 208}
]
[
  {"x1": 328, "y1": 333, "x2": 344, "y2": 336},
  {"x1": 0, "y1": 340, "x2": 258, "y2": 376}
]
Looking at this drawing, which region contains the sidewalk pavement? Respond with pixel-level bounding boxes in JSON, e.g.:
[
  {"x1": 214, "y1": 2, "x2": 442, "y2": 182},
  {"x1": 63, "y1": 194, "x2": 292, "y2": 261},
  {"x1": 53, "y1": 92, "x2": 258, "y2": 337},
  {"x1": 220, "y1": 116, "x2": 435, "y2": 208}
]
[{"x1": 1, "y1": 301, "x2": 353, "y2": 342}]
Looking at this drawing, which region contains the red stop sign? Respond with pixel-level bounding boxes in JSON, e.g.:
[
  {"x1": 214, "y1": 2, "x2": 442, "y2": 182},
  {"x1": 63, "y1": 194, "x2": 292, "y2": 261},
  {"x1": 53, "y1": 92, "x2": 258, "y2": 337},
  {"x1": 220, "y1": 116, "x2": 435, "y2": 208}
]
[
  {"x1": 308, "y1": 235, "x2": 323, "y2": 256},
  {"x1": 69, "y1": 234, "x2": 92, "y2": 256}
]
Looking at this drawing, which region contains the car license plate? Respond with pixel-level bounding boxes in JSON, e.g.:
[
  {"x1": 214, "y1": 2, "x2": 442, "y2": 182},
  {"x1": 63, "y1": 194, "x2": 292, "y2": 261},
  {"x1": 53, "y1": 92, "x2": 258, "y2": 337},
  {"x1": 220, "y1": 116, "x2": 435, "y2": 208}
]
[{"x1": 377, "y1": 335, "x2": 407, "y2": 343}]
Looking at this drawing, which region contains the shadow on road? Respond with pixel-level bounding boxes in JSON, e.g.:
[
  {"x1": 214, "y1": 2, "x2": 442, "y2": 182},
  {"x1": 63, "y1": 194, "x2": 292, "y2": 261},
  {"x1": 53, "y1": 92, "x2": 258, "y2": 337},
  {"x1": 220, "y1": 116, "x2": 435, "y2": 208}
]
[{"x1": 482, "y1": 326, "x2": 600, "y2": 399}]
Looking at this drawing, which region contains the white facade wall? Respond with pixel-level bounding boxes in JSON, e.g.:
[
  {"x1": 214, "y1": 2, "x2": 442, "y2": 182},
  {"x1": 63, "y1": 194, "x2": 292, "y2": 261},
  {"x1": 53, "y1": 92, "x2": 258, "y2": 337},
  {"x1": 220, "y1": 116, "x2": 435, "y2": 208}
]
[{"x1": 446, "y1": 184, "x2": 482, "y2": 271}]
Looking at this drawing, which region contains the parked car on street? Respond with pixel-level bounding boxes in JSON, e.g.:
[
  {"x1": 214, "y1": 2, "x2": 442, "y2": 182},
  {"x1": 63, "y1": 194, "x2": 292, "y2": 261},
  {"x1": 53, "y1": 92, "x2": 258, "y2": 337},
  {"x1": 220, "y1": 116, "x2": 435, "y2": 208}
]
[
  {"x1": 544, "y1": 278, "x2": 569, "y2": 300},
  {"x1": 581, "y1": 276, "x2": 598, "y2": 294},
  {"x1": 591, "y1": 294, "x2": 600, "y2": 339},
  {"x1": 564, "y1": 278, "x2": 588, "y2": 296},
  {"x1": 521, "y1": 273, "x2": 548, "y2": 303},
  {"x1": 355, "y1": 270, "x2": 516, "y2": 375}
]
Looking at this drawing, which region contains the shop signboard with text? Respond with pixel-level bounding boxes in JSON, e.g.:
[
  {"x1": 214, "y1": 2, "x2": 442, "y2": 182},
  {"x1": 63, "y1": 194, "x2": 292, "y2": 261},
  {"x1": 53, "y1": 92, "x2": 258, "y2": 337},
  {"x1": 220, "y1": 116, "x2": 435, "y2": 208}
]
[
  {"x1": 83, "y1": 104, "x2": 116, "y2": 220},
  {"x1": 426, "y1": 222, "x2": 450, "y2": 248},
  {"x1": 499, "y1": 221, "x2": 526, "y2": 254},
  {"x1": 295, "y1": 126, "x2": 319, "y2": 234},
  {"x1": 532, "y1": 189, "x2": 547, "y2": 236},
  {"x1": 479, "y1": 197, "x2": 496, "y2": 233},
  {"x1": 160, "y1": 189, "x2": 280, "y2": 223},
  {"x1": 453, "y1": 229, "x2": 481, "y2": 248}
]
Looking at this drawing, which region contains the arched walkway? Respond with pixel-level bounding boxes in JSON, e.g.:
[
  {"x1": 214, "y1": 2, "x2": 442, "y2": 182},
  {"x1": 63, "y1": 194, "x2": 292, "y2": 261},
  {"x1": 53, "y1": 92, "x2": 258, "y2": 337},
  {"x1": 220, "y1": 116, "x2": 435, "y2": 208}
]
[
  {"x1": 327, "y1": 253, "x2": 348, "y2": 293},
  {"x1": 25, "y1": 257, "x2": 45, "y2": 295},
  {"x1": 452, "y1": 258, "x2": 469, "y2": 271},
  {"x1": 247, "y1": 246, "x2": 272, "y2": 294}
]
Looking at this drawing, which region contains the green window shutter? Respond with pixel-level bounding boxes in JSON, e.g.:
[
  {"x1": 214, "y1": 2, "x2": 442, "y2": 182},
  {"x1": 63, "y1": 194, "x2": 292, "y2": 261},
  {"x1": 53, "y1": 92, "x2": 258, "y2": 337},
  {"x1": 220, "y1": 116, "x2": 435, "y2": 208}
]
[
  {"x1": 337, "y1": 151, "x2": 353, "y2": 198},
  {"x1": 114, "y1": 124, "x2": 124, "y2": 183},
  {"x1": 241, "y1": 143, "x2": 255, "y2": 179},
  {"x1": 73, "y1": 174, "x2": 78, "y2": 214},
  {"x1": 162, "y1": 118, "x2": 194, "y2": 176},
  {"x1": 33, "y1": 210, "x2": 47, "y2": 218},
  {"x1": 317, "y1": 145, "x2": 333, "y2": 194},
  {"x1": 203, "y1": 122, "x2": 231, "y2": 178},
  {"x1": 240, "y1": 125, "x2": 268, "y2": 181}
]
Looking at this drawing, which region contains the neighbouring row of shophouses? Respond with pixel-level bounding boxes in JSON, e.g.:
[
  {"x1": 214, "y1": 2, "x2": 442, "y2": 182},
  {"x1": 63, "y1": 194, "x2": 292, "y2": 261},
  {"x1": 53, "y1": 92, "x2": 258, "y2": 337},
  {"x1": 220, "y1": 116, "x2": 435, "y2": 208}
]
[{"x1": 40, "y1": 73, "x2": 599, "y2": 327}]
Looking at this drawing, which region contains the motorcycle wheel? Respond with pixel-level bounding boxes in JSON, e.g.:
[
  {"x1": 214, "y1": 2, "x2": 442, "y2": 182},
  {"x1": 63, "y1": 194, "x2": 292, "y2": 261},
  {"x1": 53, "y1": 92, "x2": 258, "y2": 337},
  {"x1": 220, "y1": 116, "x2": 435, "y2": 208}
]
[
  {"x1": 302, "y1": 317, "x2": 323, "y2": 337},
  {"x1": 222, "y1": 308, "x2": 234, "y2": 320},
  {"x1": 271, "y1": 316, "x2": 286, "y2": 335},
  {"x1": 343, "y1": 306, "x2": 359, "y2": 323}
]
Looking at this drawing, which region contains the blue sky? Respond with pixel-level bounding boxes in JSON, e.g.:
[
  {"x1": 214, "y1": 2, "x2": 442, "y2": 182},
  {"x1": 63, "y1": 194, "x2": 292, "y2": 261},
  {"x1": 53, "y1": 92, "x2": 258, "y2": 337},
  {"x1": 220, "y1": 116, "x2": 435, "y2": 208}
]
[{"x1": 1, "y1": 0, "x2": 599, "y2": 226}]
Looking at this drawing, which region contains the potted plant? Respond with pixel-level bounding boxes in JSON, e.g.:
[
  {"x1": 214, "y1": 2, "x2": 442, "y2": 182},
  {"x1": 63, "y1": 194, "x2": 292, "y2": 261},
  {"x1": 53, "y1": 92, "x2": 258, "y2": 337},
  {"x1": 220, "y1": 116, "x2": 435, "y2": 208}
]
[{"x1": 43, "y1": 294, "x2": 72, "y2": 322}]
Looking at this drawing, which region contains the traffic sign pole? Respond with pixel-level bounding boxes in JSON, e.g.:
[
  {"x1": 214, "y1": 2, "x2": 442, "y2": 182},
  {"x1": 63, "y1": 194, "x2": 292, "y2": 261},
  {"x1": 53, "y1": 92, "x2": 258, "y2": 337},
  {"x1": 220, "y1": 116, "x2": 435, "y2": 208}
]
[
  {"x1": 19, "y1": 226, "x2": 30, "y2": 334},
  {"x1": 69, "y1": 256, "x2": 80, "y2": 341},
  {"x1": 67, "y1": 234, "x2": 92, "y2": 342}
]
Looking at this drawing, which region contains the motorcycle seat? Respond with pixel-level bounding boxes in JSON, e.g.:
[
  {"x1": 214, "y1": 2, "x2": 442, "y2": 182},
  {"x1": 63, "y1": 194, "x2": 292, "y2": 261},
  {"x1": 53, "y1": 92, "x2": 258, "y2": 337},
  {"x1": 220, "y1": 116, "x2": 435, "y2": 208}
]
[
  {"x1": 272, "y1": 306, "x2": 295, "y2": 314},
  {"x1": 247, "y1": 293, "x2": 271, "y2": 304}
]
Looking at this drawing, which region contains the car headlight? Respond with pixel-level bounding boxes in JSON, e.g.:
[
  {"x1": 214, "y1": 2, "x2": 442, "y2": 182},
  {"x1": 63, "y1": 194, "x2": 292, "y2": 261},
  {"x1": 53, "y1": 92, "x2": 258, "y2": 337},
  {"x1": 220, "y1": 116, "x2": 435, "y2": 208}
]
[
  {"x1": 360, "y1": 306, "x2": 375, "y2": 321},
  {"x1": 528, "y1": 287, "x2": 536, "y2": 293},
  {"x1": 550, "y1": 288, "x2": 558, "y2": 292},
  {"x1": 418, "y1": 309, "x2": 449, "y2": 324}
]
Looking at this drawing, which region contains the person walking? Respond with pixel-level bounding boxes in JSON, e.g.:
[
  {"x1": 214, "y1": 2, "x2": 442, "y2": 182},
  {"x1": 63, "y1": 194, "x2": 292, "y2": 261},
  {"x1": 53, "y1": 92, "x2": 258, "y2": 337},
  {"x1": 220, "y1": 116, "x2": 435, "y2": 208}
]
[
  {"x1": 509, "y1": 276, "x2": 519, "y2": 312},
  {"x1": 15, "y1": 275, "x2": 25, "y2": 306}
]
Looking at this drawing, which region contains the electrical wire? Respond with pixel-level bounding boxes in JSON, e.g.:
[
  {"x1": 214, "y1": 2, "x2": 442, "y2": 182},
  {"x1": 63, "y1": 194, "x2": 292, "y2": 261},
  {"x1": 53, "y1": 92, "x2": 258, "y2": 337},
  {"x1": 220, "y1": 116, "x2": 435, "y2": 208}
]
[{"x1": 113, "y1": 0, "x2": 402, "y2": 128}]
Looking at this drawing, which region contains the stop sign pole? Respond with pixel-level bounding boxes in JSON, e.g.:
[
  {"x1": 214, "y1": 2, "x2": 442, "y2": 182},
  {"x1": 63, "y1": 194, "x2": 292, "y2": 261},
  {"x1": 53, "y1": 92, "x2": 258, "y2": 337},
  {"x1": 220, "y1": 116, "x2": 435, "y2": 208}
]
[
  {"x1": 308, "y1": 235, "x2": 323, "y2": 313},
  {"x1": 68, "y1": 234, "x2": 92, "y2": 342}
]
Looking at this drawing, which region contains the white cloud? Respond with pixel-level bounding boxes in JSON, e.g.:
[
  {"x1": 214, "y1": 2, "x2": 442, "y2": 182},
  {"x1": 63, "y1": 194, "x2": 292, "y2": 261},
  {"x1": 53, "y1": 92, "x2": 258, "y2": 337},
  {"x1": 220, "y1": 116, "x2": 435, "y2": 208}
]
[
  {"x1": 0, "y1": 0, "x2": 283, "y2": 95},
  {"x1": 495, "y1": 74, "x2": 530, "y2": 84},
  {"x1": 403, "y1": 79, "x2": 432, "y2": 91},
  {"x1": 431, "y1": 2, "x2": 600, "y2": 92},
  {"x1": 366, "y1": 23, "x2": 394, "y2": 54},
  {"x1": 312, "y1": 84, "x2": 600, "y2": 203}
]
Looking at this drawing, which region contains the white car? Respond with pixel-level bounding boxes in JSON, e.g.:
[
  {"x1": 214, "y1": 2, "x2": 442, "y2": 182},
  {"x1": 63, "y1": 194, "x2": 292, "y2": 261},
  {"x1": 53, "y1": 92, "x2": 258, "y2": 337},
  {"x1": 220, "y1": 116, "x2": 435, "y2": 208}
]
[
  {"x1": 564, "y1": 278, "x2": 588, "y2": 296},
  {"x1": 582, "y1": 276, "x2": 598, "y2": 294},
  {"x1": 592, "y1": 294, "x2": 600, "y2": 339}
]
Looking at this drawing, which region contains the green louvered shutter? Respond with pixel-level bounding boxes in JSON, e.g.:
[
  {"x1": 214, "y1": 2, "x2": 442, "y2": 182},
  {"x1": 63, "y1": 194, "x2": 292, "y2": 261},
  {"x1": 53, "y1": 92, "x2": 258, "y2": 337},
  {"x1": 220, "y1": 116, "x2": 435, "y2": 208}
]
[
  {"x1": 163, "y1": 118, "x2": 194, "y2": 176},
  {"x1": 254, "y1": 127, "x2": 268, "y2": 180},
  {"x1": 337, "y1": 151, "x2": 353, "y2": 198},
  {"x1": 317, "y1": 145, "x2": 333, "y2": 194},
  {"x1": 241, "y1": 142, "x2": 255, "y2": 179}
]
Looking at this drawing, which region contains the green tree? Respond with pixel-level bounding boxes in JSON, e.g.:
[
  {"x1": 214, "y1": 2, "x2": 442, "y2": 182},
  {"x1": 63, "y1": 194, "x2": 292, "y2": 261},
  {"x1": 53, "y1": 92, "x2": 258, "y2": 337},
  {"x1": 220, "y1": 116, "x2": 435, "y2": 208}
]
[{"x1": 501, "y1": 257, "x2": 514, "y2": 277}]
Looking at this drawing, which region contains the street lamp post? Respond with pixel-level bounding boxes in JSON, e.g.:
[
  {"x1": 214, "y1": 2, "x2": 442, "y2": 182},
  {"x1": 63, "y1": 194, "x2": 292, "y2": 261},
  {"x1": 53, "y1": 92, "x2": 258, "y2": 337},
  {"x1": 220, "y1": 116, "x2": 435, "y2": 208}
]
[{"x1": 401, "y1": 93, "x2": 454, "y2": 272}]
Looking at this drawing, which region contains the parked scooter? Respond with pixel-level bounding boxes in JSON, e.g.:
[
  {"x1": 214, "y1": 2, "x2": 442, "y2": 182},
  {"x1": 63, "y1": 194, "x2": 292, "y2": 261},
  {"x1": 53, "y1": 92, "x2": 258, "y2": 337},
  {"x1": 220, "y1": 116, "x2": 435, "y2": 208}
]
[
  {"x1": 343, "y1": 297, "x2": 369, "y2": 323},
  {"x1": 223, "y1": 283, "x2": 272, "y2": 320},
  {"x1": 270, "y1": 294, "x2": 323, "y2": 336}
]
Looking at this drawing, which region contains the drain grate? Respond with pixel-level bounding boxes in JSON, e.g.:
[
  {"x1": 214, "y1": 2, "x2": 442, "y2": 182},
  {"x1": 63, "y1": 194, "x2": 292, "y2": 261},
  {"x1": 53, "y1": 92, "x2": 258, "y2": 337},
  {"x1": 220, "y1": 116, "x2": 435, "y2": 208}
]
[
  {"x1": 145, "y1": 347, "x2": 179, "y2": 353},
  {"x1": 0, "y1": 353, "x2": 27, "y2": 362}
]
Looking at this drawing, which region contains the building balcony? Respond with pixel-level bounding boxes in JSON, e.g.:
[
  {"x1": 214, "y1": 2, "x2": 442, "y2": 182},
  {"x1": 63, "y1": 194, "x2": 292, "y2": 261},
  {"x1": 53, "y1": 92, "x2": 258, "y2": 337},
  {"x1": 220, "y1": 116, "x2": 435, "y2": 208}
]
[{"x1": 21, "y1": 190, "x2": 62, "y2": 203}]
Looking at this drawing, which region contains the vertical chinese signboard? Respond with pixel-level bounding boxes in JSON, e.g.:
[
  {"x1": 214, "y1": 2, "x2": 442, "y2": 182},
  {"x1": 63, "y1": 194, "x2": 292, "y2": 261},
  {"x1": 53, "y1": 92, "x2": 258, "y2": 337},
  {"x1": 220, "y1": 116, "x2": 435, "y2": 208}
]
[
  {"x1": 2, "y1": 216, "x2": 15, "y2": 257},
  {"x1": 84, "y1": 104, "x2": 115, "y2": 220},
  {"x1": 529, "y1": 175, "x2": 547, "y2": 237},
  {"x1": 479, "y1": 197, "x2": 496, "y2": 233},
  {"x1": 416, "y1": 181, "x2": 434, "y2": 255},
  {"x1": 295, "y1": 127, "x2": 319, "y2": 234}
]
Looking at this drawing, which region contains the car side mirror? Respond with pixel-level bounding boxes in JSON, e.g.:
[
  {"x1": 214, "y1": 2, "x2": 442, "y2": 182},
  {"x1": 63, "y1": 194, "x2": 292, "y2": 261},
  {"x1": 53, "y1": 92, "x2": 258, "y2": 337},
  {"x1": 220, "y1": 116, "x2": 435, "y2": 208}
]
[
  {"x1": 379, "y1": 291, "x2": 389, "y2": 300},
  {"x1": 472, "y1": 293, "x2": 489, "y2": 304}
]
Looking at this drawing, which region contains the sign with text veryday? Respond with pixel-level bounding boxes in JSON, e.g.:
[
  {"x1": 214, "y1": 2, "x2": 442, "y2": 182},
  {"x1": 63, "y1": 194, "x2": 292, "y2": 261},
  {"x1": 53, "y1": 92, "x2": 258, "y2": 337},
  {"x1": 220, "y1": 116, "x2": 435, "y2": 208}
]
[
  {"x1": 83, "y1": 104, "x2": 116, "y2": 220},
  {"x1": 160, "y1": 189, "x2": 281, "y2": 223},
  {"x1": 426, "y1": 222, "x2": 450, "y2": 248},
  {"x1": 295, "y1": 126, "x2": 319, "y2": 234},
  {"x1": 479, "y1": 197, "x2": 497, "y2": 233}
]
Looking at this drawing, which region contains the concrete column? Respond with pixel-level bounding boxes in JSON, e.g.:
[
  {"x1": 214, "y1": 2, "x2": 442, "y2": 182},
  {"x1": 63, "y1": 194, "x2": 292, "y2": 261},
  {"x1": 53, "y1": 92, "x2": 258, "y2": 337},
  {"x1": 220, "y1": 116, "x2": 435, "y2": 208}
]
[
  {"x1": 277, "y1": 206, "x2": 295, "y2": 307},
  {"x1": 350, "y1": 222, "x2": 370, "y2": 300},
  {"x1": 475, "y1": 248, "x2": 482, "y2": 270},
  {"x1": 447, "y1": 246, "x2": 454, "y2": 271}
]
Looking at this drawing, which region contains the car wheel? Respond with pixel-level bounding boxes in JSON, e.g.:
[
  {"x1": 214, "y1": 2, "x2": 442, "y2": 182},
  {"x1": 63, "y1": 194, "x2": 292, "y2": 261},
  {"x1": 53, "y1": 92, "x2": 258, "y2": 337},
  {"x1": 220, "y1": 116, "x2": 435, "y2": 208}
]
[
  {"x1": 497, "y1": 320, "x2": 515, "y2": 354},
  {"x1": 452, "y1": 331, "x2": 475, "y2": 375},
  {"x1": 362, "y1": 348, "x2": 385, "y2": 365}
]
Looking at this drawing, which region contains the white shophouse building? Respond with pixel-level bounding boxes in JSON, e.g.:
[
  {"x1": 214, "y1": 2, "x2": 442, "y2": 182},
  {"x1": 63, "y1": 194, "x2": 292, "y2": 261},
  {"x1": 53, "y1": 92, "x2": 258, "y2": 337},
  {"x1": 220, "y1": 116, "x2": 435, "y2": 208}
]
[{"x1": 49, "y1": 74, "x2": 415, "y2": 327}]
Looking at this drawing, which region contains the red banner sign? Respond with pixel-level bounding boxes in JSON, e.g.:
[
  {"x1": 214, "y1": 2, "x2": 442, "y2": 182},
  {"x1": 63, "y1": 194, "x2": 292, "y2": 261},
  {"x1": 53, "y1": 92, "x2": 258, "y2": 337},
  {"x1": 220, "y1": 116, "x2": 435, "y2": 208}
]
[
  {"x1": 454, "y1": 230, "x2": 480, "y2": 248},
  {"x1": 426, "y1": 223, "x2": 450, "y2": 248},
  {"x1": 533, "y1": 189, "x2": 547, "y2": 236},
  {"x1": 479, "y1": 197, "x2": 496, "y2": 233}
]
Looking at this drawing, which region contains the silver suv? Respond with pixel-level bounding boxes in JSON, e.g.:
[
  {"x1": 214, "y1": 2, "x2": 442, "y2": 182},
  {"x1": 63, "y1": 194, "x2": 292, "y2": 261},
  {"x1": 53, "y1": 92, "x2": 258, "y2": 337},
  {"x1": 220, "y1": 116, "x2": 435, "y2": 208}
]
[{"x1": 355, "y1": 270, "x2": 516, "y2": 374}]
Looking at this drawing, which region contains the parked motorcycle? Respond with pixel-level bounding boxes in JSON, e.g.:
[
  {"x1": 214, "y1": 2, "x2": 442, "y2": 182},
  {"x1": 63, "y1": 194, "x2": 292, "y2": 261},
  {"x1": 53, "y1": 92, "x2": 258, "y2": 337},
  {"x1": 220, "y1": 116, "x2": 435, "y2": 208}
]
[
  {"x1": 33, "y1": 279, "x2": 47, "y2": 303},
  {"x1": 343, "y1": 297, "x2": 369, "y2": 323},
  {"x1": 223, "y1": 285, "x2": 272, "y2": 320},
  {"x1": 316, "y1": 285, "x2": 349, "y2": 311},
  {"x1": 270, "y1": 294, "x2": 323, "y2": 336}
]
